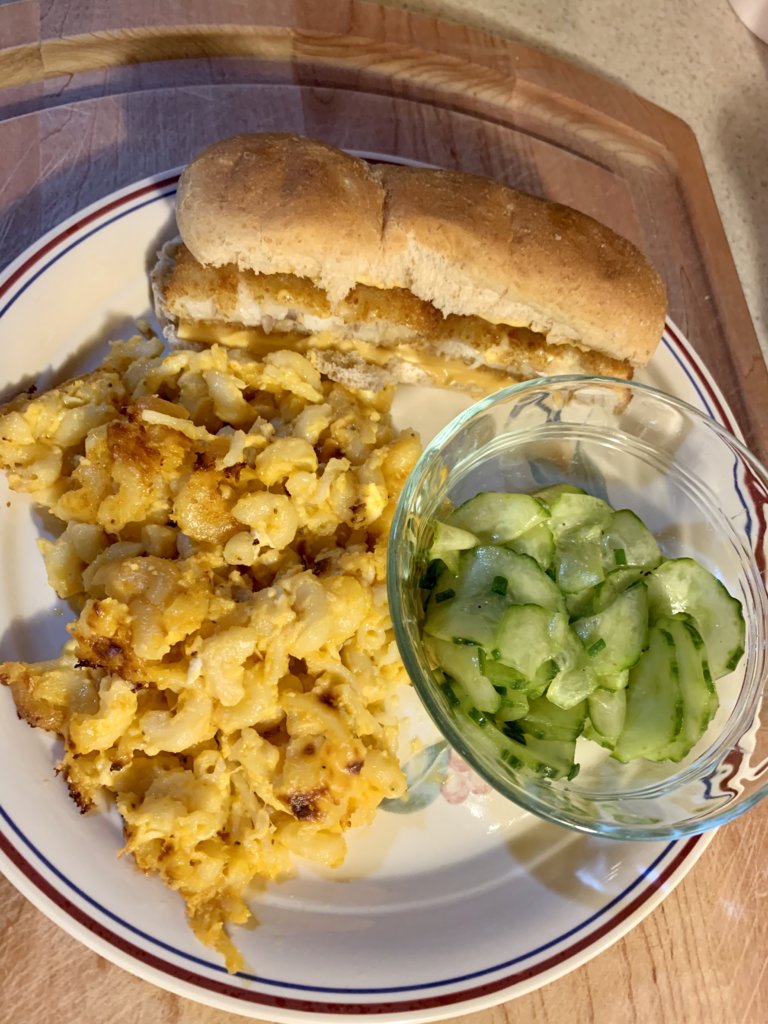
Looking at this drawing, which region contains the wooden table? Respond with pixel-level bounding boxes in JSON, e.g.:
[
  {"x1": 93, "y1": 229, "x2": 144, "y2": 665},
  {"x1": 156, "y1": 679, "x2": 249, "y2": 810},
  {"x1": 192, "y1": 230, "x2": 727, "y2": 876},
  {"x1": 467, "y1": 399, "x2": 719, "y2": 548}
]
[{"x1": 1, "y1": 3, "x2": 767, "y2": 1022}]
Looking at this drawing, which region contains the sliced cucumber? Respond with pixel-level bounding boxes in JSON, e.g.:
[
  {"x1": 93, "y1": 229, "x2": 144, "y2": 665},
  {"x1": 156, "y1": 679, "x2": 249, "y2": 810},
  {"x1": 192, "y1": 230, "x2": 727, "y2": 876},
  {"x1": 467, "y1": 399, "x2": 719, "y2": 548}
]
[
  {"x1": 564, "y1": 566, "x2": 644, "y2": 619},
  {"x1": 493, "y1": 691, "x2": 530, "y2": 722},
  {"x1": 659, "y1": 616, "x2": 719, "y2": 762},
  {"x1": 420, "y1": 489, "x2": 744, "y2": 777},
  {"x1": 453, "y1": 711, "x2": 577, "y2": 781},
  {"x1": 520, "y1": 696, "x2": 587, "y2": 741},
  {"x1": 565, "y1": 585, "x2": 600, "y2": 620},
  {"x1": 612, "y1": 625, "x2": 683, "y2": 762},
  {"x1": 554, "y1": 525, "x2": 606, "y2": 593},
  {"x1": 546, "y1": 664, "x2": 600, "y2": 709},
  {"x1": 428, "y1": 638, "x2": 501, "y2": 713},
  {"x1": 599, "y1": 668, "x2": 630, "y2": 693},
  {"x1": 424, "y1": 589, "x2": 508, "y2": 648},
  {"x1": 646, "y1": 558, "x2": 745, "y2": 679},
  {"x1": 602, "y1": 509, "x2": 662, "y2": 571},
  {"x1": 457, "y1": 546, "x2": 565, "y2": 612},
  {"x1": 590, "y1": 566, "x2": 647, "y2": 613},
  {"x1": 494, "y1": 604, "x2": 567, "y2": 683},
  {"x1": 427, "y1": 521, "x2": 478, "y2": 574},
  {"x1": 508, "y1": 521, "x2": 555, "y2": 570},
  {"x1": 533, "y1": 483, "x2": 586, "y2": 509},
  {"x1": 587, "y1": 687, "x2": 627, "y2": 747},
  {"x1": 548, "y1": 492, "x2": 613, "y2": 542},
  {"x1": 572, "y1": 582, "x2": 648, "y2": 677},
  {"x1": 482, "y1": 656, "x2": 529, "y2": 691},
  {"x1": 447, "y1": 492, "x2": 547, "y2": 544}
]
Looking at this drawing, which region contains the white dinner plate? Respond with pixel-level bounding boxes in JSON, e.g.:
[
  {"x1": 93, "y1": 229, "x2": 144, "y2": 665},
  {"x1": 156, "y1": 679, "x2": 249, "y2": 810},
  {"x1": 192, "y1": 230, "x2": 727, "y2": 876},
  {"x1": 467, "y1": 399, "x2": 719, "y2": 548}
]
[{"x1": 0, "y1": 166, "x2": 741, "y2": 1023}]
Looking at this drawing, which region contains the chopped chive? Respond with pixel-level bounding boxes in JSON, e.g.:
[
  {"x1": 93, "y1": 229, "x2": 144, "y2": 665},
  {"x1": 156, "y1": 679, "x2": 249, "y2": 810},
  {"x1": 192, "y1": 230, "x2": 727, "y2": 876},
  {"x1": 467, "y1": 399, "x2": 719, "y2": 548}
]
[
  {"x1": 434, "y1": 588, "x2": 455, "y2": 603},
  {"x1": 468, "y1": 707, "x2": 488, "y2": 727},
  {"x1": 613, "y1": 548, "x2": 627, "y2": 566},
  {"x1": 587, "y1": 638, "x2": 607, "y2": 657},
  {"x1": 491, "y1": 575, "x2": 509, "y2": 596},
  {"x1": 418, "y1": 561, "x2": 440, "y2": 589},
  {"x1": 566, "y1": 763, "x2": 581, "y2": 781},
  {"x1": 452, "y1": 637, "x2": 477, "y2": 646}
]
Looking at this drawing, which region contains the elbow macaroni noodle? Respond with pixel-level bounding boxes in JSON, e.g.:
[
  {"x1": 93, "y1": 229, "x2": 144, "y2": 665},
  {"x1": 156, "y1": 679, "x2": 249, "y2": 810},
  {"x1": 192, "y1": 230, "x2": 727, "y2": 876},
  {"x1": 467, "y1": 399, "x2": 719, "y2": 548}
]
[{"x1": 0, "y1": 337, "x2": 421, "y2": 971}]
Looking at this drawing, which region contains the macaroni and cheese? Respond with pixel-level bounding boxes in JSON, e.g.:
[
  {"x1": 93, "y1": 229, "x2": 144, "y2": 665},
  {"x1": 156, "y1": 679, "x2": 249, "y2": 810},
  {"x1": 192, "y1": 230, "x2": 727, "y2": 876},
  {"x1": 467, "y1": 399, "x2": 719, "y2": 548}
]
[{"x1": 0, "y1": 337, "x2": 421, "y2": 970}]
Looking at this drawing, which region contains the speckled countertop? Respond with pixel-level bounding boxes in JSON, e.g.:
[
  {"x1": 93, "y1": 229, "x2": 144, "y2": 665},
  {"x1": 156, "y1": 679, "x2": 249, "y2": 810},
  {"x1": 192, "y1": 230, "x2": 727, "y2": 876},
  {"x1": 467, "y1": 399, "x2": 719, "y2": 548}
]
[{"x1": 384, "y1": 0, "x2": 768, "y2": 363}]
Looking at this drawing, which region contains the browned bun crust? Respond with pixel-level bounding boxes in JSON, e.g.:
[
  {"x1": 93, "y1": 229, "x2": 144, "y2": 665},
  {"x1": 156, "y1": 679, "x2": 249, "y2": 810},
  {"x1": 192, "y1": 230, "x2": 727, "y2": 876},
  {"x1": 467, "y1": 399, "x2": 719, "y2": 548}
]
[{"x1": 172, "y1": 133, "x2": 667, "y2": 372}]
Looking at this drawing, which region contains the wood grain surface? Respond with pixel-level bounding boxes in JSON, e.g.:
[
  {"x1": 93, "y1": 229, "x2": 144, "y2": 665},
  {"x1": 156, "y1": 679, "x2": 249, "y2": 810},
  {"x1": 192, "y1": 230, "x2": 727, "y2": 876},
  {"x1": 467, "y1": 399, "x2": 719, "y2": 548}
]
[{"x1": 1, "y1": 3, "x2": 767, "y2": 1023}]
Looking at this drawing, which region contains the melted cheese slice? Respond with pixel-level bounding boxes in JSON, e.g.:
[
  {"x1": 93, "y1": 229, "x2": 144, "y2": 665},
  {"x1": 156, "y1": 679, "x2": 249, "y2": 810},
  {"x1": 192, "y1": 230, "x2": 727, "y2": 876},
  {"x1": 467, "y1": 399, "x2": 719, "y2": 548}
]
[{"x1": 176, "y1": 320, "x2": 510, "y2": 392}]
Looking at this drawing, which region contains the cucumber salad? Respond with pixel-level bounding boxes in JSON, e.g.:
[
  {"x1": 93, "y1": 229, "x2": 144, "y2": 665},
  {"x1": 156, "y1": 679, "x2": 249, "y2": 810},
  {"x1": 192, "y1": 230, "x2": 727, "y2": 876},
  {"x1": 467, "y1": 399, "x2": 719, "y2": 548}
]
[{"x1": 420, "y1": 486, "x2": 745, "y2": 781}]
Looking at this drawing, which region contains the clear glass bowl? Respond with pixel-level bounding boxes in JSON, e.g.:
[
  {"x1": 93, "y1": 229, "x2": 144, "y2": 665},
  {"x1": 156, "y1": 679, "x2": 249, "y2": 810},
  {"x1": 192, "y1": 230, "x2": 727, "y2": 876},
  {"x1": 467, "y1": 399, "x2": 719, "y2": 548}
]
[{"x1": 387, "y1": 376, "x2": 768, "y2": 840}]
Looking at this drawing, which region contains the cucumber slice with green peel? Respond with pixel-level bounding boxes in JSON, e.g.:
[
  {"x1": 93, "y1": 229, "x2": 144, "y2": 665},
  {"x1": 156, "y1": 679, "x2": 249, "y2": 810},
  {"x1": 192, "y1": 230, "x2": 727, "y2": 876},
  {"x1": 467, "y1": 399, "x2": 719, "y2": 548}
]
[
  {"x1": 602, "y1": 509, "x2": 662, "y2": 571},
  {"x1": 646, "y1": 558, "x2": 745, "y2": 679},
  {"x1": 509, "y1": 733, "x2": 578, "y2": 780},
  {"x1": 520, "y1": 696, "x2": 587, "y2": 741},
  {"x1": 583, "y1": 719, "x2": 613, "y2": 750},
  {"x1": 494, "y1": 605, "x2": 572, "y2": 683},
  {"x1": 564, "y1": 566, "x2": 645, "y2": 619},
  {"x1": 572, "y1": 582, "x2": 649, "y2": 677},
  {"x1": 591, "y1": 566, "x2": 647, "y2": 613},
  {"x1": 447, "y1": 492, "x2": 547, "y2": 544},
  {"x1": 612, "y1": 625, "x2": 683, "y2": 763},
  {"x1": 424, "y1": 591, "x2": 508, "y2": 648},
  {"x1": 427, "y1": 521, "x2": 478, "y2": 574},
  {"x1": 508, "y1": 521, "x2": 555, "y2": 570},
  {"x1": 456, "y1": 546, "x2": 565, "y2": 612},
  {"x1": 546, "y1": 664, "x2": 600, "y2": 709},
  {"x1": 587, "y1": 687, "x2": 627, "y2": 747},
  {"x1": 481, "y1": 656, "x2": 530, "y2": 691},
  {"x1": 548, "y1": 492, "x2": 613, "y2": 542},
  {"x1": 493, "y1": 691, "x2": 530, "y2": 722},
  {"x1": 428, "y1": 638, "x2": 501, "y2": 713},
  {"x1": 657, "y1": 616, "x2": 719, "y2": 762},
  {"x1": 533, "y1": 483, "x2": 587, "y2": 509},
  {"x1": 452, "y1": 711, "x2": 577, "y2": 780}
]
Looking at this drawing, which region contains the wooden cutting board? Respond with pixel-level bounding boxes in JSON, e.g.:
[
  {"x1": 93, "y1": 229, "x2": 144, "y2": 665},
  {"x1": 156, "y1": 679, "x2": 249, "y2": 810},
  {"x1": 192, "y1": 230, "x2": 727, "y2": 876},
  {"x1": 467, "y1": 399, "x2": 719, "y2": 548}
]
[
  {"x1": 1, "y1": 3, "x2": 767, "y2": 1024},
  {"x1": 1, "y1": 2, "x2": 765, "y2": 461}
]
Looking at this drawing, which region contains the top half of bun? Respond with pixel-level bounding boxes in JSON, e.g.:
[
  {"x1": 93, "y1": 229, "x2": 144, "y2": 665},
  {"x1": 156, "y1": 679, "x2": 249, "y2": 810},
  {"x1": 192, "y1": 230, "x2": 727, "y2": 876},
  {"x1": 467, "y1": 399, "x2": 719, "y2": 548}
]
[{"x1": 176, "y1": 133, "x2": 667, "y2": 366}]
